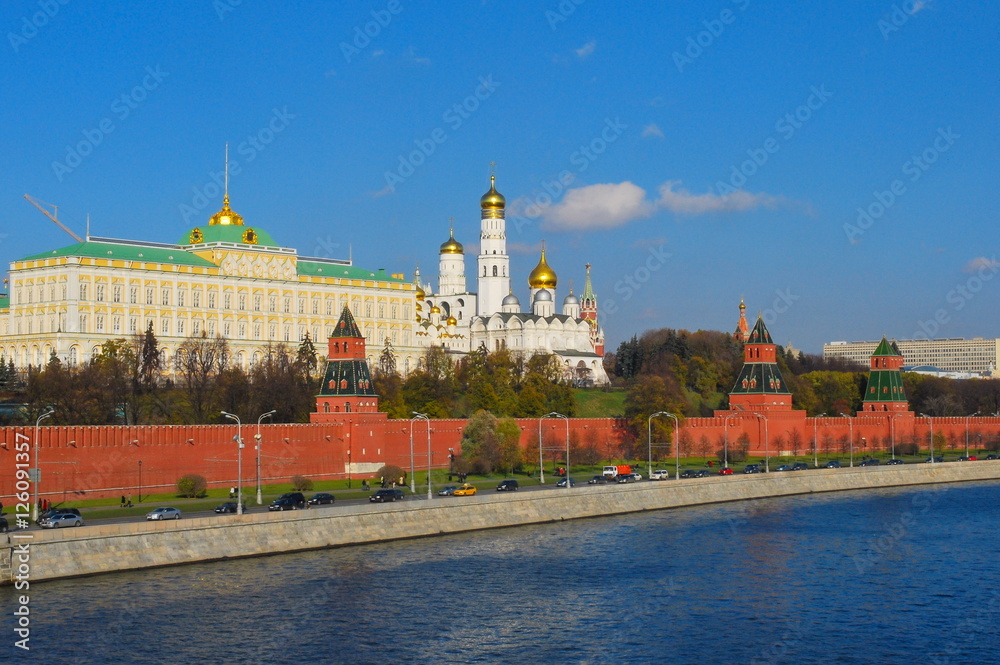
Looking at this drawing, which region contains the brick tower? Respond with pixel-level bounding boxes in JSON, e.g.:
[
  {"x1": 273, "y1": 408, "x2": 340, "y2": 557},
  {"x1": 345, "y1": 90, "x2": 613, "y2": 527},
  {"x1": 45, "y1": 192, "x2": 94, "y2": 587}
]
[
  {"x1": 862, "y1": 337, "x2": 909, "y2": 412},
  {"x1": 314, "y1": 306, "x2": 378, "y2": 414},
  {"x1": 728, "y1": 315, "x2": 793, "y2": 411}
]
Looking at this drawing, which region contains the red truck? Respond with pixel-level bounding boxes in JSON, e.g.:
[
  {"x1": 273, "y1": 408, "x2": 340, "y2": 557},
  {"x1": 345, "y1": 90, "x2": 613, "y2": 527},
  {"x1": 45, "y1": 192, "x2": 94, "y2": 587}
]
[{"x1": 603, "y1": 464, "x2": 631, "y2": 478}]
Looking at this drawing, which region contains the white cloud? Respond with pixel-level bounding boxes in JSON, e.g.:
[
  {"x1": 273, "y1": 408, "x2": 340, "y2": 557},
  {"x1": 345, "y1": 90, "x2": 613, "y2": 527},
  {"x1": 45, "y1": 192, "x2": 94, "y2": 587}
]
[
  {"x1": 507, "y1": 241, "x2": 541, "y2": 255},
  {"x1": 655, "y1": 180, "x2": 783, "y2": 215},
  {"x1": 963, "y1": 256, "x2": 1000, "y2": 273},
  {"x1": 642, "y1": 123, "x2": 664, "y2": 139},
  {"x1": 575, "y1": 41, "x2": 596, "y2": 58},
  {"x1": 541, "y1": 182, "x2": 654, "y2": 231},
  {"x1": 539, "y1": 180, "x2": 792, "y2": 230}
]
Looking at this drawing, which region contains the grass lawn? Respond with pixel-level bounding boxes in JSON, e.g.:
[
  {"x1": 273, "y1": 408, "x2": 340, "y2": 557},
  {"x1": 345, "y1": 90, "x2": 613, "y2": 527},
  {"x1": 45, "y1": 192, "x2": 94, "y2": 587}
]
[{"x1": 573, "y1": 388, "x2": 626, "y2": 417}]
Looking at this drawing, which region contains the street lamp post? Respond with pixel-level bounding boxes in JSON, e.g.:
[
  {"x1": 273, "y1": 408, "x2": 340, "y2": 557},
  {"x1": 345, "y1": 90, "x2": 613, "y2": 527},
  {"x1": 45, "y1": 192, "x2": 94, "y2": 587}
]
[
  {"x1": 221, "y1": 411, "x2": 244, "y2": 515},
  {"x1": 255, "y1": 410, "x2": 276, "y2": 505},
  {"x1": 813, "y1": 413, "x2": 826, "y2": 468},
  {"x1": 751, "y1": 412, "x2": 769, "y2": 472},
  {"x1": 31, "y1": 407, "x2": 55, "y2": 522},
  {"x1": 539, "y1": 412, "x2": 568, "y2": 484},
  {"x1": 839, "y1": 413, "x2": 854, "y2": 467},
  {"x1": 724, "y1": 413, "x2": 741, "y2": 469},
  {"x1": 889, "y1": 413, "x2": 905, "y2": 461},
  {"x1": 920, "y1": 413, "x2": 935, "y2": 462},
  {"x1": 648, "y1": 411, "x2": 670, "y2": 478},
  {"x1": 861, "y1": 436, "x2": 867, "y2": 459},
  {"x1": 662, "y1": 412, "x2": 680, "y2": 479},
  {"x1": 412, "y1": 412, "x2": 431, "y2": 499},
  {"x1": 965, "y1": 412, "x2": 979, "y2": 458}
]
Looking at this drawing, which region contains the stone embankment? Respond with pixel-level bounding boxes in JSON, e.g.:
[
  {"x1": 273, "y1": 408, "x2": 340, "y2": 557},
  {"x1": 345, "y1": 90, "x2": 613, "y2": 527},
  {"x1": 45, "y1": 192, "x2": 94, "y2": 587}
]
[{"x1": 6, "y1": 462, "x2": 1000, "y2": 584}]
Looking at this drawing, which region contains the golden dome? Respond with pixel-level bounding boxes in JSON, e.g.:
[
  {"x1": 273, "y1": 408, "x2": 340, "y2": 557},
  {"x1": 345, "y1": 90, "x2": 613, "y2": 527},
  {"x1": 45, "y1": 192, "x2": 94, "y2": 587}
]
[
  {"x1": 209, "y1": 194, "x2": 245, "y2": 226},
  {"x1": 446, "y1": 316, "x2": 457, "y2": 326},
  {"x1": 439, "y1": 228, "x2": 464, "y2": 255},
  {"x1": 480, "y1": 174, "x2": 505, "y2": 218},
  {"x1": 528, "y1": 247, "x2": 557, "y2": 289},
  {"x1": 415, "y1": 284, "x2": 425, "y2": 301},
  {"x1": 430, "y1": 305, "x2": 441, "y2": 314}
]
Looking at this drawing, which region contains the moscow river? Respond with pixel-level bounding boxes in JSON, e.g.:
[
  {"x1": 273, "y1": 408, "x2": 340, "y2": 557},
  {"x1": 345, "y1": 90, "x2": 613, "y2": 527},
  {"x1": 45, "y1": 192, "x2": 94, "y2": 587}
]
[{"x1": 9, "y1": 480, "x2": 1000, "y2": 664}]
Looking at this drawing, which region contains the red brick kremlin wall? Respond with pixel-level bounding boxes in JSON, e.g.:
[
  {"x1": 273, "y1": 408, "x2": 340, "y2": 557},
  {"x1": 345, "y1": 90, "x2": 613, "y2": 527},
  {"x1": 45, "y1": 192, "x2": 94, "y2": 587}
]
[
  {"x1": 3, "y1": 414, "x2": 999, "y2": 504},
  {"x1": 0, "y1": 416, "x2": 624, "y2": 504}
]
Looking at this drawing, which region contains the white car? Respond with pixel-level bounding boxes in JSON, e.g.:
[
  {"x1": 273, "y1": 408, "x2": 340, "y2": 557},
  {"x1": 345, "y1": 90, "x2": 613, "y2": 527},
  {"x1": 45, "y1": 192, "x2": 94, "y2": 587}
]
[
  {"x1": 650, "y1": 470, "x2": 670, "y2": 480},
  {"x1": 630, "y1": 472, "x2": 643, "y2": 481},
  {"x1": 39, "y1": 513, "x2": 83, "y2": 528},
  {"x1": 146, "y1": 507, "x2": 181, "y2": 521}
]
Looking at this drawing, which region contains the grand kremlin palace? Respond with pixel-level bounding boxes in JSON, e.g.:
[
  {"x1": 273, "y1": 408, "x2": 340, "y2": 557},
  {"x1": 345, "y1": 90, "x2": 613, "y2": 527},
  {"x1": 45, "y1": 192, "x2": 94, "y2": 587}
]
[{"x1": 0, "y1": 192, "x2": 422, "y2": 373}]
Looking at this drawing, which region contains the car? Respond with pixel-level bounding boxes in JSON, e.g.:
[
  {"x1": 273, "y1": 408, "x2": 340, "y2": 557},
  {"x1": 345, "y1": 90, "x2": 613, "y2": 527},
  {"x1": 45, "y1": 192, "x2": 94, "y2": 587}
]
[
  {"x1": 453, "y1": 484, "x2": 478, "y2": 496},
  {"x1": 630, "y1": 473, "x2": 643, "y2": 481},
  {"x1": 719, "y1": 467, "x2": 734, "y2": 475},
  {"x1": 214, "y1": 502, "x2": 246, "y2": 514},
  {"x1": 986, "y1": 454, "x2": 999, "y2": 460},
  {"x1": 0, "y1": 517, "x2": 7, "y2": 533},
  {"x1": 496, "y1": 480, "x2": 519, "y2": 491},
  {"x1": 859, "y1": 458, "x2": 880, "y2": 466},
  {"x1": 438, "y1": 485, "x2": 459, "y2": 496},
  {"x1": 269, "y1": 492, "x2": 306, "y2": 511},
  {"x1": 743, "y1": 464, "x2": 761, "y2": 474},
  {"x1": 555, "y1": 478, "x2": 576, "y2": 488},
  {"x1": 616, "y1": 474, "x2": 633, "y2": 484},
  {"x1": 825, "y1": 460, "x2": 841, "y2": 468},
  {"x1": 650, "y1": 470, "x2": 671, "y2": 480},
  {"x1": 886, "y1": 458, "x2": 904, "y2": 465},
  {"x1": 587, "y1": 475, "x2": 609, "y2": 484},
  {"x1": 146, "y1": 507, "x2": 181, "y2": 521},
  {"x1": 36, "y1": 507, "x2": 82, "y2": 524},
  {"x1": 39, "y1": 513, "x2": 83, "y2": 528},
  {"x1": 308, "y1": 493, "x2": 336, "y2": 505},
  {"x1": 925, "y1": 456, "x2": 945, "y2": 463},
  {"x1": 774, "y1": 465, "x2": 793, "y2": 472},
  {"x1": 369, "y1": 489, "x2": 405, "y2": 503},
  {"x1": 792, "y1": 462, "x2": 809, "y2": 471},
  {"x1": 957, "y1": 456, "x2": 978, "y2": 462}
]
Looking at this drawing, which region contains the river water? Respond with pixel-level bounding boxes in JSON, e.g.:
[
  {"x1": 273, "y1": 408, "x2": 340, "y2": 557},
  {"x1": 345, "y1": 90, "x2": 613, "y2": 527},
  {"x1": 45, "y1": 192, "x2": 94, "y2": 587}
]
[{"x1": 8, "y1": 481, "x2": 1000, "y2": 664}]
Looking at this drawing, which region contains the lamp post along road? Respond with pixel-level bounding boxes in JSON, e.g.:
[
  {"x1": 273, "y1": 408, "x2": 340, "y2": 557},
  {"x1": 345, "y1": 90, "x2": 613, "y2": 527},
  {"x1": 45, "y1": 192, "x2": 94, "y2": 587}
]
[
  {"x1": 663, "y1": 412, "x2": 680, "y2": 479},
  {"x1": 648, "y1": 411, "x2": 670, "y2": 478},
  {"x1": 839, "y1": 413, "x2": 854, "y2": 467},
  {"x1": 221, "y1": 412, "x2": 244, "y2": 515},
  {"x1": 921, "y1": 414, "x2": 935, "y2": 462},
  {"x1": 31, "y1": 407, "x2": 54, "y2": 522},
  {"x1": 751, "y1": 412, "x2": 769, "y2": 472},
  {"x1": 965, "y1": 412, "x2": 978, "y2": 458},
  {"x1": 813, "y1": 413, "x2": 826, "y2": 468},
  {"x1": 412, "y1": 412, "x2": 431, "y2": 499},
  {"x1": 724, "y1": 413, "x2": 741, "y2": 469},
  {"x1": 255, "y1": 410, "x2": 276, "y2": 505}
]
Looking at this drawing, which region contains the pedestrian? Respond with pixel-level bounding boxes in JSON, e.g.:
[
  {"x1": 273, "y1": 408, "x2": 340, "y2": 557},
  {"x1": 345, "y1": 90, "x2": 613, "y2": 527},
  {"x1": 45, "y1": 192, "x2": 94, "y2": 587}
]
[
  {"x1": 121, "y1": 495, "x2": 126, "y2": 507},
  {"x1": 0, "y1": 499, "x2": 4, "y2": 515},
  {"x1": 126, "y1": 495, "x2": 132, "y2": 508}
]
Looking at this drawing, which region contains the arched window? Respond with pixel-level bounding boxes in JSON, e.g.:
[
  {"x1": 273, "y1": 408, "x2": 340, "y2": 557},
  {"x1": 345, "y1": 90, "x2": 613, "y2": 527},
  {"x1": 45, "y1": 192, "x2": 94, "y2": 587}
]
[{"x1": 492, "y1": 266, "x2": 498, "y2": 276}]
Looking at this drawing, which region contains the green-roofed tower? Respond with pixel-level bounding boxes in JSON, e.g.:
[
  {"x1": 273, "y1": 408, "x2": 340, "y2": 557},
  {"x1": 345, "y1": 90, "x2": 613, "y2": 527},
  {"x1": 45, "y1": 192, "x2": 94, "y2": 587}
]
[
  {"x1": 862, "y1": 337, "x2": 909, "y2": 412},
  {"x1": 729, "y1": 315, "x2": 793, "y2": 411},
  {"x1": 315, "y1": 306, "x2": 378, "y2": 414}
]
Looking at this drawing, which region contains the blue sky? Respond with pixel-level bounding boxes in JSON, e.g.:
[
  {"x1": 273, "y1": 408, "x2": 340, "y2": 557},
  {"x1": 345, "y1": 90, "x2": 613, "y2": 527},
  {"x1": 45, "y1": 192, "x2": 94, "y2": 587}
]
[{"x1": 2, "y1": 0, "x2": 997, "y2": 353}]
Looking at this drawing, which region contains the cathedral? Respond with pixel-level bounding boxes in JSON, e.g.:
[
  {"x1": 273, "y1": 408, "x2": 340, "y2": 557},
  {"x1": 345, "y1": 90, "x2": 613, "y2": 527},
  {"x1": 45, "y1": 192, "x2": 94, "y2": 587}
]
[{"x1": 414, "y1": 174, "x2": 609, "y2": 386}]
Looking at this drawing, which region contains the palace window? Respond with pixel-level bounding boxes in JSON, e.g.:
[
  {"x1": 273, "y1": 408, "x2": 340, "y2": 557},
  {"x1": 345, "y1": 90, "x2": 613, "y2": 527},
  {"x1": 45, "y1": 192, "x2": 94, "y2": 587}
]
[
  {"x1": 113, "y1": 317, "x2": 121, "y2": 333},
  {"x1": 146, "y1": 288, "x2": 154, "y2": 305},
  {"x1": 238, "y1": 322, "x2": 246, "y2": 338},
  {"x1": 326, "y1": 299, "x2": 333, "y2": 316},
  {"x1": 284, "y1": 297, "x2": 291, "y2": 313},
  {"x1": 79, "y1": 314, "x2": 87, "y2": 332},
  {"x1": 177, "y1": 320, "x2": 185, "y2": 335},
  {"x1": 162, "y1": 289, "x2": 170, "y2": 306},
  {"x1": 254, "y1": 295, "x2": 261, "y2": 311},
  {"x1": 80, "y1": 284, "x2": 88, "y2": 301},
  {"x1": 161, "y1": 318, "x2": 169, "y2": 335},
  {"x1": 193, "y1": 291, "x2": 201, "y2": 308},
  {"x1": 238, "y1": 294, "x2": 246, "y2": 310},
  {"x1": 312, "y1": 298, "x2": 319, "y2": 315},
  {"x1": 298, "y1": 298, "x2": 305, "y2": 314},
  {"x1": 177, "y1": 290, "x2": 185, "y2": 307},
  {"x1": 224, "y1": 322, "x2": 231, "y2": 337},
  {"x1": 208, "y1": 292, "x2": 216, "y2": 308},
  {"x1": 96, "y1": 315, "x2": 105, "y2": 333},
  {"x1": 269, "y1": 295, "x2": 276, "y2": 312},
  {"x1": 192, "y1": 320, "x2": 201, "y2": 336},
  {"x1": 130, "y1": 287, "x2": 137, "y2": 304},
  {"x1": 224, "y1": 294, "x2": 232, "y2": 309},
  {"x1": 129, "y1": 318, "x2": 137, "y2": 333},
  {"x1": 254, "y1": 323, "x2": 261, "y2": 339},
  {"x1": 208, "y1": 321, "x2": 216, "y2": 336},
  {"x1": 113, "y1": 285, "x2": 121, "y2": 303}
]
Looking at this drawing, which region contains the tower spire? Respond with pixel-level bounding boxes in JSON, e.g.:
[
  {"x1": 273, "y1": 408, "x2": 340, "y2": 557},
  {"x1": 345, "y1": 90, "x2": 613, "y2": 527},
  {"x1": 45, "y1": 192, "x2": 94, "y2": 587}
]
[{"x1": 224, "y1": 142, "x2": 230, "y2": 206}]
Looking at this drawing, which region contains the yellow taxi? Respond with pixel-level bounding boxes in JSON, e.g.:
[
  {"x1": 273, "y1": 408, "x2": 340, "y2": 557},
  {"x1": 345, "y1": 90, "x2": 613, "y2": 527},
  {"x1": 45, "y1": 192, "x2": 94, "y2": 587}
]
[{"x1": 452, "y1": 483, "x2": 477, "y2": 496}]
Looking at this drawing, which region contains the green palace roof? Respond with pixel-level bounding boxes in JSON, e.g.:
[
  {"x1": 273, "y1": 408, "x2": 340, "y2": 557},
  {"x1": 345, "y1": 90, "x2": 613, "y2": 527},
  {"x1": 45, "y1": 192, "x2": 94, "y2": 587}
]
[
  {"x1": 20, "y1": 240, "x2": 217, "y2": 267},
  {"x1": 0, "y1": 295, "x2": 9, "y2": 309},
  {"x1": 297, "y1": 262, "x2": 406, "y2": 282},
  {"x1": 178, "y1": 224, "x2": 279, "y2": 247}
]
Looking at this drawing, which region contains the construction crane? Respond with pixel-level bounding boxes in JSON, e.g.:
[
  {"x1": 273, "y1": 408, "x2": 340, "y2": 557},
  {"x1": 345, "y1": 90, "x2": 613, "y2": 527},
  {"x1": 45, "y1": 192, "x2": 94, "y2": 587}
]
[{"x1": 24, "y1": 194, "x2": 84, "y2": 242}]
